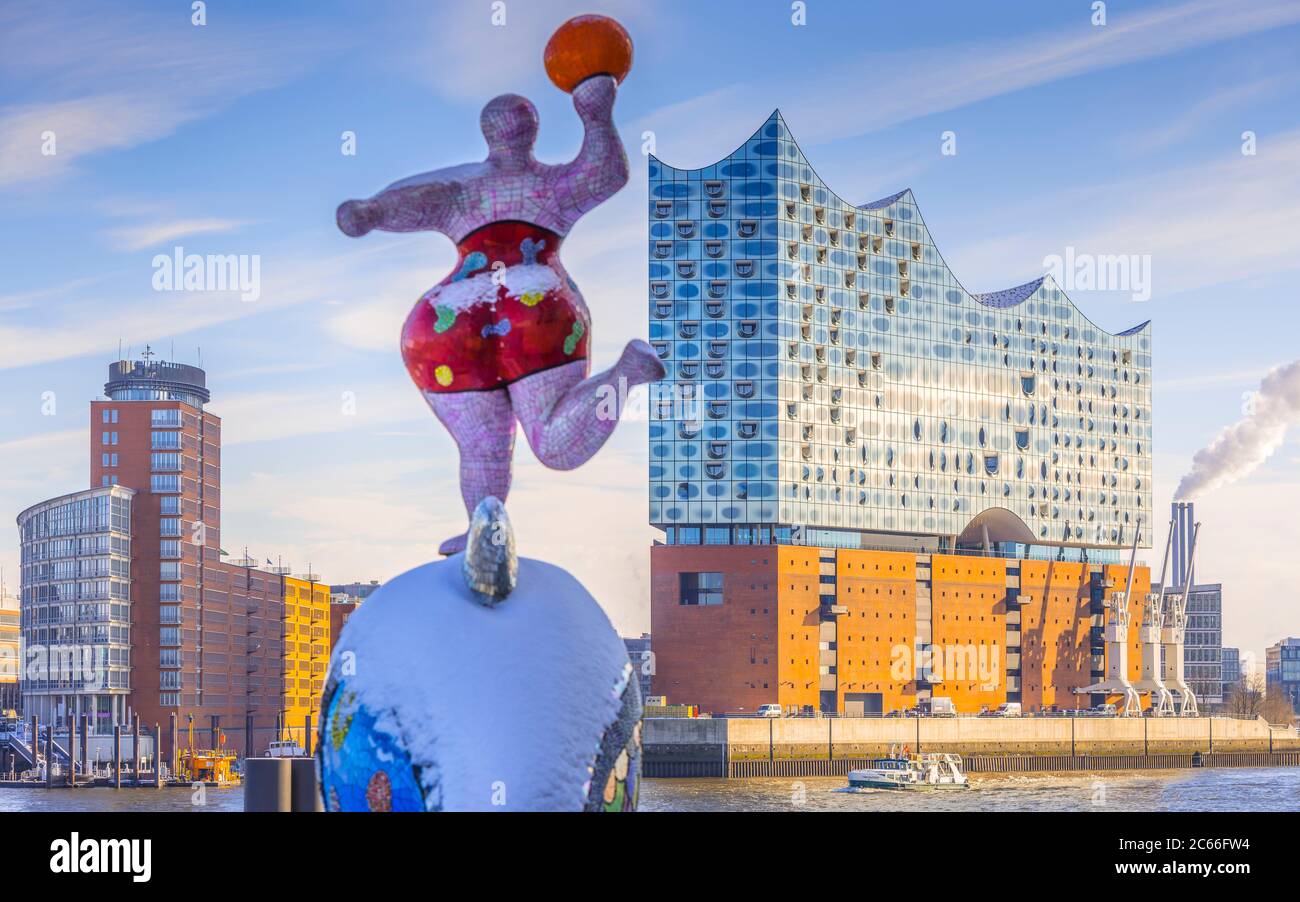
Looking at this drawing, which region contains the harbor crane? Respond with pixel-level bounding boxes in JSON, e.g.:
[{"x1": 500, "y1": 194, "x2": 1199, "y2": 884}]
[
  {"x1": 1132, "y1": 519, "x2": 1176, "y2": 716},
  {"x1": 1160, "y1": 519, "x2": 1201, "y2": 717},
  {"x1": 1075, "y1": 518, "x2": 1143, "y2": 716}
]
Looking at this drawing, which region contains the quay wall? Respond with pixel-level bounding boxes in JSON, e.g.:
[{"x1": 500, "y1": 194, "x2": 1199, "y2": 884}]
[{"x1": 643, "y1": 716, "x2": 1300, "y2": 777}]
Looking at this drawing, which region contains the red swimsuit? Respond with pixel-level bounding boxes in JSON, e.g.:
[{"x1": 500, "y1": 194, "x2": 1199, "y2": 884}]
[{"x1": 401, "y1": 221, "x2": 590, "y2": 394}]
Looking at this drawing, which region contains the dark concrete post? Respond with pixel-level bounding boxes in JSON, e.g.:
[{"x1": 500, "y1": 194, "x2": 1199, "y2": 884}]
[
  {"x1": 304, "y1": 714, "x2": 312, "y2": 758},
  {"x1": 113, "y1": 725, "x2": 121, "y2": 789},
  {"x1": 45, "y1": 732, "x2": 54, "y2": 788},
  {"x1": 244, "y1": 758, "x2": 291, "y2": 812},
  {"x1": 246, "y1": 713, "x2": 254, "y2": 759},
  {"x1": 155, "y1": 725, "x2": 163, "y2": 787},
  {"x1": 168, "y1": 713, "x2": 177, "y2": 775},
  {"x1": 80, "y1": 714, "x2": 89, "y2": 782},
  {"x1": 68, "y1": 716, "x2": 77, "y2": 788},
  {"x1": 30, "y1": 714, "x2": 37, "y2": 766},
  {"x1": 132, "y1": 714, "x2": 141, "y2": 785},
  {"x1": 289, "y1": 758, "x2": 323, "y2": 812}
]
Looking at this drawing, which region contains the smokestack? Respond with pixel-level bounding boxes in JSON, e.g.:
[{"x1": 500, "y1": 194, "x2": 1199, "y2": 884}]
[
  {"x1": 1175, "y1": 359, "x2": 1300, "y2": 500},
  {"x1": 1170, "y1": 502, "x2": 1194, "y2": 589}
]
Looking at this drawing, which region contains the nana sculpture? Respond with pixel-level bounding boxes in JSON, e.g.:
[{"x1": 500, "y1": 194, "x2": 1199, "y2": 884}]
[
  {"x1": 317, "y1": 15, "x2": 655, "y2": 812},
  {"x1": 337, "y1": 17, "x2": 663, "y2": 557}
]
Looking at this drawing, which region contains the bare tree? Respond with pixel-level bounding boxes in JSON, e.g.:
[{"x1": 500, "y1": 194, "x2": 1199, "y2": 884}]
[
  {"x1": 1263, "y1": 683, "x2": 1297, "y2": 727},
  {"x1": 1223, "y1": 671, "x2": 1266, "y2": 719}
]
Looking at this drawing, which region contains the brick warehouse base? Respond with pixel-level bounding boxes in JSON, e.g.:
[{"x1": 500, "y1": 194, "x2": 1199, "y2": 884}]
[{"x1": 650, "y1": 544, "x2": 1156, "y2": 718}]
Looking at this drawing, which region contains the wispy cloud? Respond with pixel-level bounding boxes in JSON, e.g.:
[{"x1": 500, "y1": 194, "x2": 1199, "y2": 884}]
[
  {"x1": 0, "y1": 0, "x2": 329, "y2": 188},
  {"x1": 941, "y1": 127, "x2": 1300, "y2": 303},
  {"x1": 1126, "y1": 75, "x2": 1292, "y2": 154},
  {"x1": 388, "y1": 0, "x2": 663, "y2": 102},
  {"x1": 642, "y1": 0, "x2": 1300, "y2": 168},
  {"x1": 0, "y1": 239, "x2": 411, "y2": 371},
  {"x1": 104, "y1": 217, "x2": 250, "y2": 251}
]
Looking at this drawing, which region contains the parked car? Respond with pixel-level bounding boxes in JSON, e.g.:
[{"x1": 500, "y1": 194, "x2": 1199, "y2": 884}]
[
  {"x1": 1088, "y1": 703, "x2": 1118, "y2": 717},
  {"x1": 993, "y1": 702, "x2": 1023, "y2": 717},
  {"x1": 756, "y1": 704, "x2": 783, "y2": 718}
]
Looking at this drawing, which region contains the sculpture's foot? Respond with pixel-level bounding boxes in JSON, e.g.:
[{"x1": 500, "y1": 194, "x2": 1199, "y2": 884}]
[
  {"x1": 438, "y1": 532, "x2": 468, "y2": 556},
  {"x1": 462, "y1": 496, "x2": 517, "y2": 605},
  {"x1": 618, "y1": 339, "x2": 667, "y2": 386}
]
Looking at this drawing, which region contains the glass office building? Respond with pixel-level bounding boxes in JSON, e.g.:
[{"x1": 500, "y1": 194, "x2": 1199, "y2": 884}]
[
  {"x1": 648, "y1": 112, "x2": 1152, "y2": 555},
  {"x1": 1266, "y1": 638, "x2": 1300, "y2": 713},
  {"x1": 1184, "y1": 583, "x2": 1223, "y2": 708},
  {"x1": 17, "y1": 485, "x2": 134, "y2": 728}
]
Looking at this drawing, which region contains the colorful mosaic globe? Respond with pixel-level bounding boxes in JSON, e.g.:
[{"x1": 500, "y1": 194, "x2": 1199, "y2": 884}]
[
  {"x1": 317, "y1": 554, "x2": 642, "y2": 811},
  {"x1": 543, "y1": 14, "x2": 633, "y2": 94}
]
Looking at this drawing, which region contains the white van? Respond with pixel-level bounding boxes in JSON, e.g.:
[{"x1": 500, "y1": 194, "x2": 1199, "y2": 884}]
[
  {"x1": 757, "y1": 704, "x2": 783, "y2": 718},
  {"x1": 927, "y1": 697, "x2": 957, "y2": 717},
  {"x1": 993, "y1": 702, "x2": 1022, "y2": 717}
]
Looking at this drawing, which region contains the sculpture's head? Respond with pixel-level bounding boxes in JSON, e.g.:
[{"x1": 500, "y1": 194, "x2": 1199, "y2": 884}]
[{"x1": 481, "y1": 94, "x2": 539, "y2": 159}]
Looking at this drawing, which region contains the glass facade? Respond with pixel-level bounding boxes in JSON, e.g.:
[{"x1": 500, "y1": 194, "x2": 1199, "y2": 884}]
[
  {"x1": 648, "y1": 112, "x2": 1152, "y2": 552},
  {"x1": 1266, "y1": 638, "x2": 1300, "y2": 713},
  {"x1": 1184, "y1": 583, "x2": 1223, "y2": 707},
  {"x1": 16, "y1": 485, "x2": 134, "y2": 728}
]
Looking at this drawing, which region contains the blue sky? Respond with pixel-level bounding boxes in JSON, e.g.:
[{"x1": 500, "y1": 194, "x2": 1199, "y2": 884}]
[{"x1": 2, "y1": 0, "x2": 1299, "y2": 664}]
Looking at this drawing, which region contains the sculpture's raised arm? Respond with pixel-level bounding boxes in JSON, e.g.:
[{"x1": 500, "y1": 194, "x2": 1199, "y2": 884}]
[
  {"x1": 336, "y1": 173, "x2": 464, "y2": 237},
  {"x1": 560, "y1": 75, "x2": 629, "y2": 214}
]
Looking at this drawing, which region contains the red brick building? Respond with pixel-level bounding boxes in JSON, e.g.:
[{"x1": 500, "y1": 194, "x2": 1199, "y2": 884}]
[{"x1": 19, "y1": 354, "x2": 325, "y2": 759}]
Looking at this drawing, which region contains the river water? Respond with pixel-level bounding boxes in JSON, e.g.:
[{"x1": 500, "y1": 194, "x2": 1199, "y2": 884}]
[{"x1": 1, "y1": 767, "x2": 1297, "y2": 812}]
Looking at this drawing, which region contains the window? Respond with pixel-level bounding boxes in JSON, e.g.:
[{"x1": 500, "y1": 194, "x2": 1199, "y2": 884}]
[
  {"x1": 151, "y1": 474, "x2": 180, "y2": 493},
  {"x1": 102, "y1": 409, "x2": 118, "y2": 424},
  {"x1": 680, "y1": 572, "x2": 724, "y2": 606},
  {"x1": 676, "y1": 527, "x2": 701, "y2": 545},
  {"x1": 704, "y1": 527, "x2": 730, "y2": 545},
  {"x1": 151, "y1": 452, "x2": 180, "y2": 471},
  {"x1": 151, "y1": 409, "x2": 181, "y2": 427}
]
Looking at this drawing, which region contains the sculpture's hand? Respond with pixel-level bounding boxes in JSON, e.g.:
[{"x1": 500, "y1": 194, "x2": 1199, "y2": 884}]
[
  {"x1": 562, "y1": 74, "x2": 626, "y2": 216},
  {"x1": 571, "y1": 74, "x2": 617, "y2": 123},
  {"x1": 337, "y1": 199, "x2": 378, "y2": 237}
]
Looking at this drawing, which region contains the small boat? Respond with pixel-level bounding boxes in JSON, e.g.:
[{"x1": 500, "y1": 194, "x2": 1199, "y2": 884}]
[{"x1": 848, "y1": 750, "x2": 971, "y2": 791}]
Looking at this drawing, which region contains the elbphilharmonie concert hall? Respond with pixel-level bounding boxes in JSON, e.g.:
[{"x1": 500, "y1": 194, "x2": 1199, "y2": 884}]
[{"x1": 647, "y1": 112, "x2": 1155, "y2": 717}]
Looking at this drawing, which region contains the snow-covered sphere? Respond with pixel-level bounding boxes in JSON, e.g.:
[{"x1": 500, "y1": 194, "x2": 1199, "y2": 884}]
[{"x1": 317, "y1": 555, "x2": 641, "y2": 811}]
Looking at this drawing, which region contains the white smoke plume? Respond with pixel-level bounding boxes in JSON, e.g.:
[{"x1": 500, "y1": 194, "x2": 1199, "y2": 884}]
[{"x1": 1175, "y1": 359, "x2": 1300, "y2": 500}]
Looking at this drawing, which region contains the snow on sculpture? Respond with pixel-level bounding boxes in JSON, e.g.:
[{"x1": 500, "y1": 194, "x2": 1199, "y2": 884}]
[{"x1": 318, "y1": 15, "x2": 650, "y2": 812}]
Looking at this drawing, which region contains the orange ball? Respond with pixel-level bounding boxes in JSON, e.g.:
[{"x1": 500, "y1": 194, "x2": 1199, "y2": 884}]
[{"x1": 543, "y1": 14, "x2": 633, "y2": 94}]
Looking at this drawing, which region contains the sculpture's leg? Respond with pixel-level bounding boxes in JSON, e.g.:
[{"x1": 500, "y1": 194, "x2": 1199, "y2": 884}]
[
  {"x1": 509, "y1": 339, "x2": 664, "y2": 470},
  {"x1": 424, "y1": 388, "x2": 516, "y2": 555}
]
